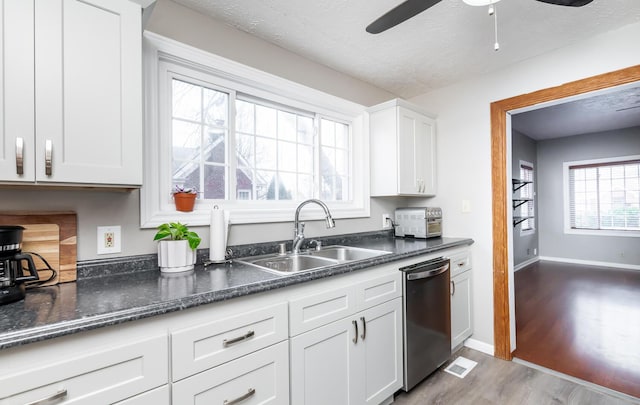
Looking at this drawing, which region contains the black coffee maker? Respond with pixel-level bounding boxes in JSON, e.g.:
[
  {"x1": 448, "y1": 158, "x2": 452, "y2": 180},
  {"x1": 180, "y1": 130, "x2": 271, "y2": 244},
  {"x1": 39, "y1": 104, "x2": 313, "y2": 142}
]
[{"x1": 0, "y1": 226, "x2": 39, "y2": 305}]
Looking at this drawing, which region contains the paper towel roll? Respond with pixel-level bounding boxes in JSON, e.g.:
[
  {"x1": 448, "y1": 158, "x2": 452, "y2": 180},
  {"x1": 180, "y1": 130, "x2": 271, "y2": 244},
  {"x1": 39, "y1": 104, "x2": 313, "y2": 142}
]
[{"x1": 209, "y1": 206, "x2": 229, "y2": 262}]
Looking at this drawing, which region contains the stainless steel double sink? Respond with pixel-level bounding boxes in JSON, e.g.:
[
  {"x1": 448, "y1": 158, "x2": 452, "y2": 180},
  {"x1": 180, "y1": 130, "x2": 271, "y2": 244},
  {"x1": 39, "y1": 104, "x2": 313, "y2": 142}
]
[{"x1": 235, "y1": 245, "x2": 392, "y2": 275}]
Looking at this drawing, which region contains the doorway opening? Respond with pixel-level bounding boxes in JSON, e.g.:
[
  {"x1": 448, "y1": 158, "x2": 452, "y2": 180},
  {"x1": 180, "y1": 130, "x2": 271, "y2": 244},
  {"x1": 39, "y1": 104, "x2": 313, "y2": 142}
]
[{"x1": 490, "y1": 65, "x2": 640, "y2": 360}]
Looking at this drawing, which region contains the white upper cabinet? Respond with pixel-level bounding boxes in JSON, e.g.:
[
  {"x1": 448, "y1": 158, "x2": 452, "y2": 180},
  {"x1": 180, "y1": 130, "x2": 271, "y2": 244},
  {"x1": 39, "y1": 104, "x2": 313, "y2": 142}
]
[
  {"x1": 369, "y1": 99, "x2": 437, "y2": 197},
  {"x1": 0, "y1": 0, "x2": 142, "y2": 186},
  {"x1": 0, "y1": 0, "x2": 35, "y2": 182}
]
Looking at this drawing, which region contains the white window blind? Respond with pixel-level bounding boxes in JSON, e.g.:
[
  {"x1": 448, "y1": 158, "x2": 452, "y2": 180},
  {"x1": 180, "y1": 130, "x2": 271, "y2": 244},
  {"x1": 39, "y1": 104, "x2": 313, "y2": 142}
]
[{"x1": 569, "y1": 159, "x2": 640, "y2": 231}]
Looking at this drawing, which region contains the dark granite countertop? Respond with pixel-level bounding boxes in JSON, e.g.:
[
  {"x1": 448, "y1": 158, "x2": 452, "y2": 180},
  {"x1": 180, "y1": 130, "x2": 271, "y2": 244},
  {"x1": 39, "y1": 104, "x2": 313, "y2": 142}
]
[{"x1": 0, "y1": 233, "x2": 472, "y2": 350}]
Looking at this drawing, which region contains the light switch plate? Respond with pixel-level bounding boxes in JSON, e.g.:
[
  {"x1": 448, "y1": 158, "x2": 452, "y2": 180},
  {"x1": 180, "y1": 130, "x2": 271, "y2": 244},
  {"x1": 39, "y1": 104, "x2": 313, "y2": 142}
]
[
  {"x1": 97, "y1": 226, "x2": 121, "y2": 254},
  {"x1": 462, "y1": 200, "x2": 471, "y2": 213}
]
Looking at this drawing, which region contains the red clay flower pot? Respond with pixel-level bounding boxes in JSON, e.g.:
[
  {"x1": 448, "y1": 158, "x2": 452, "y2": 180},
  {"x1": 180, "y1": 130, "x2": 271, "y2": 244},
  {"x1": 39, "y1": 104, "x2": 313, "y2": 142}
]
[{"x1": 173, "y1": 192, "x2": 197, "y2": 212}]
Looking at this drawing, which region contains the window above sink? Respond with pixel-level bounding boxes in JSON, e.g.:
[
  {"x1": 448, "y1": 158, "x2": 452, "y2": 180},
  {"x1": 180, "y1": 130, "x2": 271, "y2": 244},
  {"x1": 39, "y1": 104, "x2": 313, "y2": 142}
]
[{"x1": 140, "y1": 33, "x2": 370, "y2": 228}]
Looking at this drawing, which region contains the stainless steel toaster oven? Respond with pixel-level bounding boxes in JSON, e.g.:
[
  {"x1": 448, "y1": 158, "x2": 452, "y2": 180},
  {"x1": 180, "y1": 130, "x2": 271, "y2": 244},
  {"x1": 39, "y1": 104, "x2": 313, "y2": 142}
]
[{"x1": 394, "y1": 207, "x2": 442, "y2": 239}]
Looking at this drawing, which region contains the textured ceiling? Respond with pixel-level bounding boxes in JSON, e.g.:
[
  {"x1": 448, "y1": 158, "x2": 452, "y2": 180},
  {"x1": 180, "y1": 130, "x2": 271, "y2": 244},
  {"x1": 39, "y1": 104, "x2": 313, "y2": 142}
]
[
  {"x1": 170, "y1": 0, "x2": 640, "y2": 98},
  {"x1": 512, "y1": 85, "x2": 640, "y2": 140},
  {"x1": 134, "y1": 0, "x2": 640, "y2": 139}
]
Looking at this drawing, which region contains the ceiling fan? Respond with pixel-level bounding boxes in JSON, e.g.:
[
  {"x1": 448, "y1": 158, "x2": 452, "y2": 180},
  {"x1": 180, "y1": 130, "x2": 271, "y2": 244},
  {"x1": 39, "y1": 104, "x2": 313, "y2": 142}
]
[{"x1": 366, "y1": 0, "x2": 595, "y2": 34}]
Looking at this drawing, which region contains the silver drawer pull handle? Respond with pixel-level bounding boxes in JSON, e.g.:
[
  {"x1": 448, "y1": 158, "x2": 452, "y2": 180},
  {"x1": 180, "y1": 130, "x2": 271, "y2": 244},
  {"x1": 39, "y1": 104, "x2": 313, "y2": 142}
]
[
  {"x1": 451, "y1": 280, "x2": 456, "y2": 296},
  {"x1": 224, "y1": 388, "x2": 255, "y2": 405},
  {"x1": 360, "y1": 316, "x2": 366, "y2": 341},
  {"x1": 223, "y1": 330, "x2": 255, "y2": 347},
  {"x1": 352, "y1": 320, "x2": 358, "y2": 344},
  {"x1": 16, "y1": 137, "x2": 24, "y2": 175},
  {"x1": 45, "y1": 139, "x2": 53, "y2": 176},
  {"x1": 24, "y1": 389, "x2": 68, "y2": 405}
]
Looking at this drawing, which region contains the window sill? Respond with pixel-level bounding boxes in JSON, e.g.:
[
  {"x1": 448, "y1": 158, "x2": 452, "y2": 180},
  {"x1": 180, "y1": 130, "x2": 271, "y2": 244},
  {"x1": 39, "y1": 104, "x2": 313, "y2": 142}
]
[
  {"x1": 140, "y1": 202, "x2": 370, "y2": 229},
  {"x1": 564, "y1": 228, "x2": 640, "y2": 238}
]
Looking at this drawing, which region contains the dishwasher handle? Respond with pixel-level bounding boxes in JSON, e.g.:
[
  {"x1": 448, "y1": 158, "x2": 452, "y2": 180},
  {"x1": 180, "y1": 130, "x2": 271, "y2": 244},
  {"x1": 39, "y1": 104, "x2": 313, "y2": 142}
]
[{"x1": 406, "y1": 262, "x2": 449, "y2": 281}]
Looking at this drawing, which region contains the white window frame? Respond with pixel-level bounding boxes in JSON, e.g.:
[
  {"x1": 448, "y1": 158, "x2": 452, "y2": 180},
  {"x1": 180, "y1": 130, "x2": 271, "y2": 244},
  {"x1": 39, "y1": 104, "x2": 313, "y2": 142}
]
[
  {"x1": 563, "y1": 155, "x2": 640, "y2": 238},
  {"x1": 519, "y1": 160, "x2": 535, "y2": 236},
  {"x1": 141, "y1": 33, "x2": 369, "y2": 228}
]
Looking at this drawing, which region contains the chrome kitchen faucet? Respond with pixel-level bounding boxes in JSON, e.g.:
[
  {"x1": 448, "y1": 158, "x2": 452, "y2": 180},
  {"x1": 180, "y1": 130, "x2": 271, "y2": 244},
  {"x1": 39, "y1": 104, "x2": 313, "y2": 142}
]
[{"x1": 292, "y1": 199, "x2": 335, "y2": 254}]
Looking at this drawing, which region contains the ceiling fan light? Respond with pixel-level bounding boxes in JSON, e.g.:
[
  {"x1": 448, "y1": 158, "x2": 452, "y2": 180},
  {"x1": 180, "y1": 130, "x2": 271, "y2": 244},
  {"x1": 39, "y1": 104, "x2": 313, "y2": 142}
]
[{"x1": 463, "y1": 0, "x2": 501, "y2": 6}]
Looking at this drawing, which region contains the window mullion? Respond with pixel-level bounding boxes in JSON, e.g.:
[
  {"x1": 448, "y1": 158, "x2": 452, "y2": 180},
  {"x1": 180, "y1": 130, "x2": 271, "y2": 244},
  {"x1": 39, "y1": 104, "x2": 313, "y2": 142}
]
[
  {"x1": 229, "y1": 90, "x2": 238, "y2": 202},
  {"x1": 313, "y1": 114, "x2": 321, "y2": 199}
]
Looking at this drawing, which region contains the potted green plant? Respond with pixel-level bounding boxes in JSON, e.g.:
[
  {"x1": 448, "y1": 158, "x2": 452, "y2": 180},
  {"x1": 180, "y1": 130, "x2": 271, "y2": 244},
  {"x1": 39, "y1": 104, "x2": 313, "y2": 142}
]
[
  {"x1": 154, "y1": 222, "x2": 201, "y2": 273},
  {"x1": 172, "y1": 185, "x2": 198, "y2": 212}
]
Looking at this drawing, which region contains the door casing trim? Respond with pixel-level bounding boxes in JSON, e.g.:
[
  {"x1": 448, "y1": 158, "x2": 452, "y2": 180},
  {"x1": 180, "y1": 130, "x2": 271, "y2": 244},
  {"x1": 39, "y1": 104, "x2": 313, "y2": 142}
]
[{"x1": 491, "y1": 65, "x2": 640, "y2": 360}]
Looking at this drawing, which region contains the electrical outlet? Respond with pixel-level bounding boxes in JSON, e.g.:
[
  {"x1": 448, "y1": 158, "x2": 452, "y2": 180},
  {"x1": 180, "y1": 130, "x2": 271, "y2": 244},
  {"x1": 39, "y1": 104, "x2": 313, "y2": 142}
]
[
  {"x1": 97, "y1": 226, "x2": 121, "y2": 255},
  {"x1": 382, "y1": 213, "x2": 392, "y2": 229}
]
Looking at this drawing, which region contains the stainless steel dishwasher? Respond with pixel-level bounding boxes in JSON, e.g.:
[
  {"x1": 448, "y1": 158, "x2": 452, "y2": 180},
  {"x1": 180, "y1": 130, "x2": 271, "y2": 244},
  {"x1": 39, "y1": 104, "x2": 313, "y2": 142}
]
[{"x1": 400, "y1": 256, "x2": 451, "y2": 391}]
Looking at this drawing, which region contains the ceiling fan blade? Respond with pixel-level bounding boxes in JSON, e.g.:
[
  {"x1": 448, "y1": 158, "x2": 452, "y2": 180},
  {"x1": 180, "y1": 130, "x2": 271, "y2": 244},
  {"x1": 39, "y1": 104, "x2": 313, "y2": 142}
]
[
  {"x1": 366, "y1": 0, "x2": 442, "y2": 34},
  {"x1": 535, "y1": 0, "x2": 594, "y2": 6}
]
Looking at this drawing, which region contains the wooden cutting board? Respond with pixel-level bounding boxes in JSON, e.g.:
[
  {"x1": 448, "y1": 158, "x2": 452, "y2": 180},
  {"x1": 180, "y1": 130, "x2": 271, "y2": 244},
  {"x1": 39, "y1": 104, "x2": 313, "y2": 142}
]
[
  {"x1": 0, "y1": 211, "x2": 77, "y2": 283},
  {"x1": 22, "y1": 224, "x2": 60, "y2": 286}
]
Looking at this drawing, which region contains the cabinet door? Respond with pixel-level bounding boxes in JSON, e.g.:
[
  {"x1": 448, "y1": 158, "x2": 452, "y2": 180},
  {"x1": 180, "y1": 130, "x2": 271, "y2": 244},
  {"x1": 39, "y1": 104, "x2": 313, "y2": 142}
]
[
  {"x1": 290, "y1": 317, "x2": 359, "y2": 405},
  {"x1": 0, "y1": 335, "x2": 168, "y2": 405},
  {"x1": 397, "y1": 107, "x2": 420, "y2": 194},
  {"x1": 451, "y1": 271, "x2": 473, "y2": 348},
  {"x1": 34, "y1": 0, "x2": 142, "y2": 185},
  {"x1": 414, "y1": 114, "x2": 436, "y2": 196},
  {"x1": 173, "y1": 341, "x2": 289, "y2": 405},
  {"x1": 0, "y1": 0, "x2": 35, "y2": 182},
  {"x1": 397, "y1": 107, "x2": 436, "y2": 196},
  {"x1": 359, "y1": 298, "x2": 403, "y2": 405},
  {"x1": 171, "y1": 302, "x2": 288, "y2": 381}
]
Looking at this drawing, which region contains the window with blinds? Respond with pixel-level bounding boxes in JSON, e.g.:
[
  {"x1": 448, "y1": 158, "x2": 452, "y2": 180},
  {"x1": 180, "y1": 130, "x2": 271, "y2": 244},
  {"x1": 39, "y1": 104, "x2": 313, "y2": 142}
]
[
  {"x1": 568, "y1": 158, "x2": 640, "y2": 231},
  {"x1": 519, "y1": 163, "x2": 535, "y2": 231}
]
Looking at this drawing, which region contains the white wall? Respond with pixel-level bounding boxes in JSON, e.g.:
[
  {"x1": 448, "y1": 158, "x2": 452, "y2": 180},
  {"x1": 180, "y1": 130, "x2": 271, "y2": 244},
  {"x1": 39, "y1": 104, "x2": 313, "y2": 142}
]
[
  {"x1": 409, "y1": 22, "x2": 640, "y2": 349},
  {"x1": 537, "y1": 127, "x2": 640, "y2": 267},
  {"x1": 0, "y1": 0, "x2": 397, "y2": 261}
]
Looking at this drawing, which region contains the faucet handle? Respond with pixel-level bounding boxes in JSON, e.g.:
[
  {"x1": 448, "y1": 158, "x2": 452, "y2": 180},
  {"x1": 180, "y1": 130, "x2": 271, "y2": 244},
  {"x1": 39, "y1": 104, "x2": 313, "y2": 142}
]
[
  {"x1": 309, "y1": 239, "x2": 322, "y2": 251},
  {"x1": 298, "y1": 222, "x2": 305, "y2": 234}
]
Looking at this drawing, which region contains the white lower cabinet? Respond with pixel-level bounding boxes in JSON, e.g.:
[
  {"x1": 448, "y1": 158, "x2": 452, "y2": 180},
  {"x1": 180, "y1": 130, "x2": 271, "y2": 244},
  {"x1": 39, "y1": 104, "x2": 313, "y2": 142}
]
[
  {"x1": 173, "y1": 341, "x2": 289, "y2": 404},
  {"x1": 360, "y1": 298, "x2": 403, "y2": 405},
  {"x1": 171, "y1": 302, "x2": 288, "y2": 381},
  {"x1": 449, "y1": 250, "x2": 473, "y2": 349},
  {"x1": 290, "y1": 297, "x2": 403, "y2": 405},
  {"x1": 0, "y1": 335, "x2": 168, "y2": 405}
]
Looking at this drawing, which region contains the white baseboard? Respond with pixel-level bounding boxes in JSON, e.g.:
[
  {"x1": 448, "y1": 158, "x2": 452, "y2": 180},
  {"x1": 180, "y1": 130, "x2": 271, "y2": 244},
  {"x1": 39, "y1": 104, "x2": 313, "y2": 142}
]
[
  {"x1": 464, "y1": 338, "x2": 494, "y2": 356},
  {"x1": 539, "y1": 256, "x2": 640, "y2": 271},
  {"x1": 514, "y1": 256, "x2": 540, "y2": 272}
]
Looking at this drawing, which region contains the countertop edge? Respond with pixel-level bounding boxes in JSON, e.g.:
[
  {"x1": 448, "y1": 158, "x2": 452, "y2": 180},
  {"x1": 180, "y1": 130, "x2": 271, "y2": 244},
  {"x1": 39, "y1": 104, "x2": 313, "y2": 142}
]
[{"x1": 0, "y1": 238, "x2": 473, "y2": 350}]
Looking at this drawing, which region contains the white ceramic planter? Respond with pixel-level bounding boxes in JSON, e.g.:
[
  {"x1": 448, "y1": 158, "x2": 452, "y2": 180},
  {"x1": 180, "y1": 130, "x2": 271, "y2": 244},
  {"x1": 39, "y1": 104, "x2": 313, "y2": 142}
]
[{"x1": 157, "y1": 240, "x2": 196, "y2": 273}]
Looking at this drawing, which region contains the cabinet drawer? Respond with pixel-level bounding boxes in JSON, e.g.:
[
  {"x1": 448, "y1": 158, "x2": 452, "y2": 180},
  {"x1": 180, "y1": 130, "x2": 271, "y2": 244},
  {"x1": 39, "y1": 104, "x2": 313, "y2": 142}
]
[
  {"x1": 289, "y1": 285, "x2": 357, "y2": 337},
  {"x1": 0, "y1": 335, "x2": 167, "y2": 405},
  {"x1": 115, "y1": 385, "x2": 170, "y2": 405},
  {"x1": 355, "y1": 271, "x2": 401, "y2": 311},
  {"x1": 448, "y1": 251, "x2": 471, "y2": 278},
  {"x1": 172, "y1": 341, "x2": 289, "y2": 405},
  {"x1": 171, "y1": 302, "x2": 288, "y2": 381}
]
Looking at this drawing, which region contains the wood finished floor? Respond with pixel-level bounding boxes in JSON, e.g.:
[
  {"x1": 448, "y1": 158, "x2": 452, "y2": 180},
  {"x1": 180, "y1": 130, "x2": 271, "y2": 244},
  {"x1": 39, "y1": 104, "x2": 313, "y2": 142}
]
[
  {"x1": 393, "y1": 347, "x2": 638, "y2": 405},
  {"x1": 513, "y1": 261, "x2": 640, "y2": 399}
]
